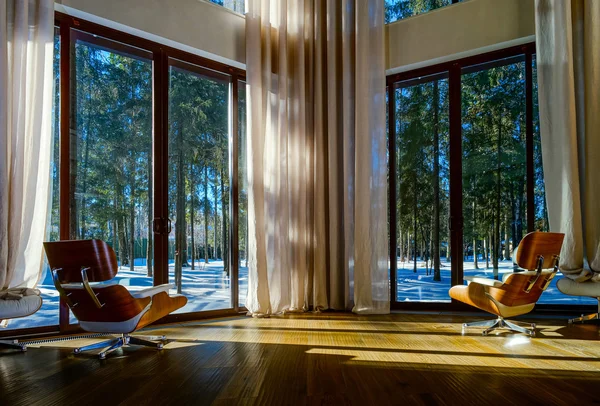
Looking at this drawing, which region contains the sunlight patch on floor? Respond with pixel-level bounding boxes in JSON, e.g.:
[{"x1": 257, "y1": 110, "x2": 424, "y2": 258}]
[{"x1": 304, "y1": 347, "x2": 600, "y2": 372}]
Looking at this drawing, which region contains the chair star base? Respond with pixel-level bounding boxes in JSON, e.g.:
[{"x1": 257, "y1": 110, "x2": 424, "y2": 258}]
[
  {"x1": 0, "y1": 339, "x2": 27, "y2": 351},
  {"x1": 568, "y1": 312, "x2": 599, "y2": 324},
  {"x1": 462, "y1": 317, "x2": 536, "y2": 337},
  {"x1": 73, "y1": 333, "x2": 167, "y2": 359}
]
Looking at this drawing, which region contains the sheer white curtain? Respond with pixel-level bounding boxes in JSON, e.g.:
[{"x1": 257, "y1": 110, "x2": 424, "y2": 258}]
[
  {"x1": 245, "y1": 0, "x2": 388, "y2": 315},
  {"x1": 535, "y1": 0, "x2": 600, "y2": 281},
  {"x1": 0, "y1": 0, "x2": 54, "y2": 290}
]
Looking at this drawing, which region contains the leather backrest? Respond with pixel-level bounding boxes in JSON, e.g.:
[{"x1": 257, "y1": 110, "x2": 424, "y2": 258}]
[
  {"x1": 493, "y1": 271, "x2": 555, "y2": 306},
  {"x1": 44, "y1": 240, "x2": 118, "y2": 283},
  {"x1": 490, "y1": 232, "x2": 565, "y2": 307},
  {"x1": 515, "y1": 232, "x2": 564, "y2": 270},
  {"x1": 44, "y1": 240, "x2": 150, "y2": 324}
]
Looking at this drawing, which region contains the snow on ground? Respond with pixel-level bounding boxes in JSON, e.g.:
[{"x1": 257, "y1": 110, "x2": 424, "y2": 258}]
[
  {"x1": 396, "y1": 258, "x2": 597, "y2": 305},
  {"x1": 6, "y1": 260, "x2": 248, "y2": 330},
  {"x1": 4, "y1": 256, "x2": 595, "y2": 330}
]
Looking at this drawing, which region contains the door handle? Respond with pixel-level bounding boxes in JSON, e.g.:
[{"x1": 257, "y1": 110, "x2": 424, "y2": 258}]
[{"x1": 153, "y1": 217, "x2": 173, "y2": 235}]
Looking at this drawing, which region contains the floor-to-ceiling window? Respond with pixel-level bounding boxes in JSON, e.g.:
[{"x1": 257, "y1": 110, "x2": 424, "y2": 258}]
[
  {"x1": 388, "y1": 44, "x2": 594, "y2": 308},
  {"x1": 1, "y1": 13, "x2": 247, "y2": 334}
]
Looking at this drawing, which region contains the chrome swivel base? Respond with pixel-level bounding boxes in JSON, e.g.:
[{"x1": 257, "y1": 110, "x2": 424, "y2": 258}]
[
  {"x1": 568, "y1": 313, "x2": 599, "y2": 324},
  {"x1": 0, "y1": 339, "x2": 27, "y2": 352},
  {"x1": 73, "y1": 334, "x2": 167, "y2": 359},
  {"x1": 462, "y1": 317, "x2": 536, "y2": 337}
]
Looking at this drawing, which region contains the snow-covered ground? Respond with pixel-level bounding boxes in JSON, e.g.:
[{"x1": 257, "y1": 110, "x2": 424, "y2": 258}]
[
  {"x1": 396, "y1": 257, "x2": 597, "y2": 305},
  {"x1": 6, "y1": 259, "x2": 248, "y2": 330},
  {"x1": 4, "y1": 257, "x2": 595, "y2": 330}
]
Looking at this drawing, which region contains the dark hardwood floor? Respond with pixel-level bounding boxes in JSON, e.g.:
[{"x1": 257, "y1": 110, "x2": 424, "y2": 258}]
[{"x1": 1, "y1": 312, "x2": 600, "y2": 405}]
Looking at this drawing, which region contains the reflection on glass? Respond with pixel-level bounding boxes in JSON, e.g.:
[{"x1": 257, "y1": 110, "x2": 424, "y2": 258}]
[
  {"x1": 238, "y1": 81, "x2": 248, "y2": 307},
  {"x1": 168, "y1": 62, "x2": 232, "y2": 312},
  {"x1": 70, "y1": 32, "x2": 154, "y2": 323},
  {"x1": 395, "y1": 74, "x2": 451, "y2": 302}
]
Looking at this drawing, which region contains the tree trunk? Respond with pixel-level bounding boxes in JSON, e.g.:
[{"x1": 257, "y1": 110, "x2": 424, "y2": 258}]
[
  {"x1": 204, "y1": 166, "x2": 209, "y2": 264},
  {"x1": 399, "y1": 231, "x2": 404, "y2": 263},
  {"x1": 473, "y1": 200, "x2": 479, "y2": 269},
  {"x1": 69, "y1": 46, "x2": 79, "y2": 239},
  {"x1": 220, "y1": 167, "x2": 228, "y2": 276},
  {"x1": 129, "y1": 190, "x2": 135, "y2": 273},
  {"x1": 213, "y1": 180, "x2": 218, "y2": 261},
  {"x1": 146, "y1": 152, "x2": 153, "y2": 277},
  {"x1": 493, "y1": 120, "x2": 502, "y2": 278},
  {"x1": 413, "y1": 183, "x2": 418, "y2": 273},
  {"x1": 432, "y1": 80, "x2": 441, "y2": 281},
  {"x1": 515, "y1": 177, "x2": 525, "y2": 248},
  {"x1": 118, "y1": 209, "x2": 127, "y2": 268},
  {"x1": 406, "y1": 232, "x2": 411, "y2": 268},
  {"x1": 175, "y1": 123, "x2": 184, "y2": 293},
  {"x1": 190, "y1": 165, "x2": 195, "y2": 271},
  {"x1": 504, "y1": 210, "x2": 510, "y2": 260},
  {"x1": 484, "y1": 234, "x2": 489, "y2": 269}
]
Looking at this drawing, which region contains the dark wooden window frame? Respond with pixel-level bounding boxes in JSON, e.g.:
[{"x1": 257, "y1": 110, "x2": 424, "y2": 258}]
[
  {"x1": 0, "y1": 11, "x2": 247, "y2": 338},
  {"x1": 387, "y1": 42, "x2": 593, "y2": 312}
]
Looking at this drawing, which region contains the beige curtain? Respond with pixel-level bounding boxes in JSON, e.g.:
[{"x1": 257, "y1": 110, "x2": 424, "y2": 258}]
[
  {"x1": 0, "y1": 0, "x2": 54, "y2": 290},
  {"x1": 535, "y1": 0, "x2": 600, "y2": 281},
  {"x1": 245, "y1": 0, "x2": 388, "y2": 315}
]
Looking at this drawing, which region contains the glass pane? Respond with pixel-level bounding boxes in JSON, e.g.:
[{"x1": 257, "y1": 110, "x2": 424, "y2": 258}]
[
  {"x1": 168, "y1": 62, "x2": 232, "y2": 312},
  {"x1": 69, "y1": 31, "x2": 154, "y2": 322},
  {"x1": 386, "y1": 0, "x2": 453, "y2": 23},
  {"x1": 395, "y1": 74, "x2": 451, "y2": 302},
  {"x1": 7, "y1": 29, "x2": 61, "y2": 330},
  {"x1": 208, "y1": 0, "x2": 245, "y2": 14},
  {"x1": 238, "y1": 81, "x2": 248, "y2": 308},
  {"x1": 461, "y1": 57, "x2": 526, "y2": 282}
]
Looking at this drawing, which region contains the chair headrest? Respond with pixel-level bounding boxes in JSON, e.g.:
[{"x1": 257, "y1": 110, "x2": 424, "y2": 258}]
[{"x1": 43, "y1": 240, "x2": 118, "y2": 283}]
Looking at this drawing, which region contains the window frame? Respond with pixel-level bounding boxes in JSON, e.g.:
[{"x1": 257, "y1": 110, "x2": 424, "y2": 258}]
[
  {"x1": 387, "y1": 42, "x2": 594, "y2": 312},
  {"x1": 0, "y1": 12, "x2": 247, "y2": 338}
]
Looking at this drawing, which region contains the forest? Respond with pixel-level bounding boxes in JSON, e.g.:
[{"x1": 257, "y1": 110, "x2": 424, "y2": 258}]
[
  {"x1": 393, "y1": 57, "x2": 548, "y2": 284},
  {"x1": 46, "y1": 37, "x2": 248, "y2": 295}
]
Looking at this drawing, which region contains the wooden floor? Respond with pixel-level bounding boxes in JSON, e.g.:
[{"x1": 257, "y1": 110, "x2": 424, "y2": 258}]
[{"x1": 2, "y1": 312, "x2": 600, "y2": 405}]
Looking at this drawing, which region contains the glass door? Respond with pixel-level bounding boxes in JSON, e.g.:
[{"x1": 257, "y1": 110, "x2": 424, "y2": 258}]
[
  {"x1": 69, "y1": 30, "x2": 155, "y2": 321},
  {"x1": 392, "y1": 73, "x2": 451, "y2": 302},
  {"x1": 461, "y1": 56, "x2": 526, "y2": 283},
  {"x1": 167, "y1": 59, "x2": 232, "y2": 313}
]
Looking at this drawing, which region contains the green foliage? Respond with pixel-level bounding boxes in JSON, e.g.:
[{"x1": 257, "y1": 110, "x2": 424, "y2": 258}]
[
  {"x1": 59, "y1": 39, "x2": 240, "y2": 284},
  {"x1": 385, "y1": 0, "x2": 453, "y2": 23},
  {"x1": 393, "y1": 59, "x2": 548, "y2": 277}
]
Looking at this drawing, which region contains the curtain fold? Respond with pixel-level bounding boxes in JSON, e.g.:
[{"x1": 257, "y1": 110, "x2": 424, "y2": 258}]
[
  {"x1": 0, "y1": 0, "x2": 54, "y2": 290},
  {"x1": 535, "y1": 0, "x2": 600, "y2": 281},
  {"x1": 245, "y1": 0, "x2": 389, "y2": 315}
]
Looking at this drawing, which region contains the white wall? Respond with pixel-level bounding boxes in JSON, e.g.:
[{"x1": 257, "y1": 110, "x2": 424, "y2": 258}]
[
  {"x1": 386, "y1": 0, "x2": 535, "y2": 74},
  {"x1": 55, "y1": 0, "x2": 246, "y2": 69},
  {"x1": 56, "y1": 0, "x2": 535, "y2": 74}
]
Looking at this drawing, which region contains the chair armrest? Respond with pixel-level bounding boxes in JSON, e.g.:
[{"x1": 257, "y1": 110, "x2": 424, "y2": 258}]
[
  {"x1": 130, "y1": 284, "x2": 175, "y2": 299},
  {"x1": 464, "y1": 276, "x2": 504, "y2": 288}
]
